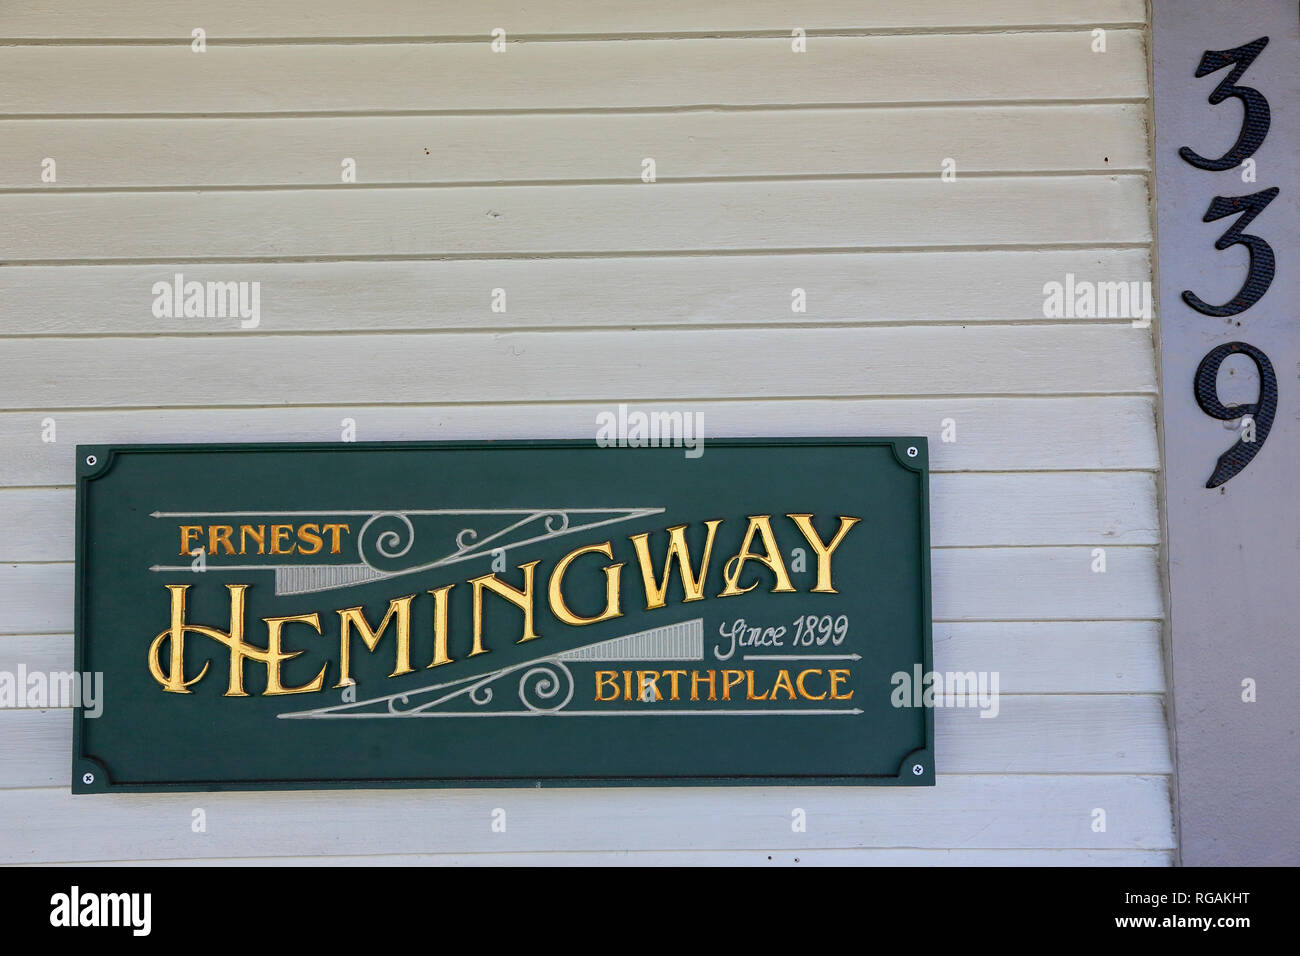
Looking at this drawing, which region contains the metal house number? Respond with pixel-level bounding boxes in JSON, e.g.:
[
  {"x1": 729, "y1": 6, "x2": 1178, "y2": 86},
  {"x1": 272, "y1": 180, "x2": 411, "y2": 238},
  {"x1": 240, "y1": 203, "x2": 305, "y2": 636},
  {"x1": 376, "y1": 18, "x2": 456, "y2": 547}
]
[{"x1": 1179, "y1": 36, "x2": 1279, "y2": 487}]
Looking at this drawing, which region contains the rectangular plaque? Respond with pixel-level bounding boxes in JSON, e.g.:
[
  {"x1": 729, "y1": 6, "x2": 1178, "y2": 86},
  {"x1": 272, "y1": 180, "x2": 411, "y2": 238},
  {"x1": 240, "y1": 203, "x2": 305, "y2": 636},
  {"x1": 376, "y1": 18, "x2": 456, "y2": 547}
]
[{"x1": 73, "y1": 439, "x2": 933, "y2": 791}]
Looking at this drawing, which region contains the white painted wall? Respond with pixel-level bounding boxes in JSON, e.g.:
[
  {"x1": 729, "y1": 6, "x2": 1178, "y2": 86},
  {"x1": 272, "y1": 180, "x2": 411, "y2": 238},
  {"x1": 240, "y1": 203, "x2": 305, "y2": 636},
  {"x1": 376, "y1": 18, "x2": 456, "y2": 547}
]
[{"x1": 0, "y1": 0, "x2": 1171, "y2": 865}]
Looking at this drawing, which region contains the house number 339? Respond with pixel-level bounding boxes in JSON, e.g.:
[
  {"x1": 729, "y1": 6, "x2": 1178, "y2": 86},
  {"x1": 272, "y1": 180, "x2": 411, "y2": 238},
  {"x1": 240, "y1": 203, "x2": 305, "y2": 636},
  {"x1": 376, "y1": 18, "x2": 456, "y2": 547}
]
[{"x1": 1180, "y1": 36, "x2": 1279, "y2": 487}]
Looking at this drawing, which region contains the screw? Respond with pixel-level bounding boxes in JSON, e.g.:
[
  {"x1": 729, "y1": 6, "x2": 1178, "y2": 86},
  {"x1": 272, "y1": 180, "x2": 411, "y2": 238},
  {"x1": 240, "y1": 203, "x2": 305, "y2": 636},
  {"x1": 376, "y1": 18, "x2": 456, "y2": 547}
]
[
  {"x1": 85, "y1": 455, "x2": 97, "y2": 467},
  {"x1": 82, "y1": 771, "x2": 95, "y2": 785},
  {"x1": 911, "y1": 763, "x2": 924, "y2": 776},
  {"x1": 906, "y1": 446, "x2": 919, "y2": 458}
]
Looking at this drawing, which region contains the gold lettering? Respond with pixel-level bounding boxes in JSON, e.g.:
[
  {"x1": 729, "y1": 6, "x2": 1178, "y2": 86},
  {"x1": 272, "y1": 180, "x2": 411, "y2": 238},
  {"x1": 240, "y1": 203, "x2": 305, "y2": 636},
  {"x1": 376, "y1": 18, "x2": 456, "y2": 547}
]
[
  {"x1": 209, "y1": 525, "x2": 235, "y2": 556},
  {"x1": 691, "y1": 670, "x2": 717, "y2": 702},
  {"x1": 771, "y1": 669, "x2": 797, "y2": 701},
  {"x1": 595, "y1": 670, "x2": 620, "y2": 701},
  {"x1": 548, "y1": 541, "x2": 624, "y2": 626},
  {"x1": 745, "y1": 670, "x2": 770, "y2": 701},
  {"x1": 179, "y1": 525, "x2": 202, "y2": 556},
  {"x1": 322, "y1": 523, "x2": 349, "y2": 555},
  {"x1": 829, "y1": 668, "x2": 853, "y2": 700},
  {"x1": 296, "y1": 523, "x2": 323, "y2": 556},
  {"x1": 262, "y1": 613, "x2": 327, "y2": 695},
  {"x1": 335, "y1": 594, "x2": 416, "y2": 686},
  {"x1": 148, "y1": 584, "x2": 301, "y2": 698},
  {"x1": 269, "y1": 523, "x2": 293, "y2": 555},
  {"x1": 787, "y1": 514, "x2": 860, "y2": 593},
  {"x1": 722, "y1": 669, "x2": 745, "y2": 701},
  {"x1": 636, "y1": 670, "x2": 661, "y2": 701},
  {"x1": 629, "y1": 520, "x2": 722, "y2": 610},
  {"x1": 796, "y1": 668, "x2": 826, "y2": 700},
  {"x1": 719, "y1": 515, "x2": 796, "y2": 596},
  {"x1": 147, "y1": 584, "x2": 214, "y2": 693},
  {"x1": 469, "y1": 560, "x2": 541, "y2": 655},
  {"x1": 427, "y1": 584, "x2": 454, "y2": 668},
  {"x1": 239, "y1": 524, "x2": 265, "y2": 555}
]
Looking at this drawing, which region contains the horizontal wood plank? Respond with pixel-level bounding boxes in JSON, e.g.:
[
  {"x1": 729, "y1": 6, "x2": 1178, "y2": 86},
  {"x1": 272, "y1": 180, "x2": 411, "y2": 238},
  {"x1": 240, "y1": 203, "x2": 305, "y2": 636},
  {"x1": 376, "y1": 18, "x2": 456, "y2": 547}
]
[
  {"x1": 0, "y1": 1, "x2": 1147, "y2": 39},
  {"x1": 939, "y1": 695, "x2": 1171, "y2": 772},
  {"x1": 29, "y1": 849, "x2": 1170, "y2": 866},
  {"x1": 0, "y1": 545, "x2": 1162, "y2": 635},
  {"x1": 933, "y1": 622, "x2": 1165, "y2": 693},
  {"x1": 0, "y1": 249, "x2": 1152, "y2": 334},
  {"x1": 0, "y1": 34, "x2": 1147, "y2": 116},
  {"x1": 0, "y1": 696, "x2": 1172, "y2": 791},
  {"x1": 930, "y1": 472, "x2": 1158, "y2": 546},
  {"x1": 0, "y1": 473, "x2": 1159, "y2": 562},
  {"x1": 0, "y1": 398, "x2": 1161, "y2": 488},
  {"x1": 0, "y1": 620, "x2": 1166, "y2": 694},
  {"x1": 0, "y1": 106, "x2": 1148, "y2": 189},
  {"x1": 0, "y1": 326, "x2": 1158, "y2": 410},
  {"x1": 0, "y1": 566, "x2": 74, "y2": 634},
  {"x1": 0, "y1": 773, "x2": 1174, "y2": 861},
  {"x1": 0, "y1": 177, "x2": 1151, "y2": 261},
  {"x1": 933, "y1": 546, "x2": 1161, "y2": 620}
]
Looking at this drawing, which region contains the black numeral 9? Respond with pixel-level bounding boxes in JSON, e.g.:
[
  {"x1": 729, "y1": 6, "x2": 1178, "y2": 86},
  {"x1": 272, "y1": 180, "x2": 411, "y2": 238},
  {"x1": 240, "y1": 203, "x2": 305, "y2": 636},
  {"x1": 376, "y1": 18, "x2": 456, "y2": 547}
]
[{"x1": 1192, "y1": 342, "x2": 1277, "y2": 488}]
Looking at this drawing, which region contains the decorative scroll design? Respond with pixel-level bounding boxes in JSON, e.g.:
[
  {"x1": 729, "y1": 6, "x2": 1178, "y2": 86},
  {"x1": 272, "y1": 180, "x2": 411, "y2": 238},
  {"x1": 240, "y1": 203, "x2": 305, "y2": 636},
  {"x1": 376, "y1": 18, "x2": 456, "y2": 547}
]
[
  {"x1": 377, "y1": 658, "x2": 577, "y2": 717},
  {"x1": 357, "y1": 512, "x2": 415, "y2": 566},
  {"x1": 281, "y1": 620, "x2": 711, "y2": 720}
]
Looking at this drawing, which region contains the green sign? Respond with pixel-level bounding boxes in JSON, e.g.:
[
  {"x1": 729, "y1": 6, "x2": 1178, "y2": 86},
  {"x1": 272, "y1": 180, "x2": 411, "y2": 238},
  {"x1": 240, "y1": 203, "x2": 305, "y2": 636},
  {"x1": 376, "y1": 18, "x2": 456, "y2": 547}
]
[{"x1": 73, "y1": 439, "x2": 933, "y2": 792}]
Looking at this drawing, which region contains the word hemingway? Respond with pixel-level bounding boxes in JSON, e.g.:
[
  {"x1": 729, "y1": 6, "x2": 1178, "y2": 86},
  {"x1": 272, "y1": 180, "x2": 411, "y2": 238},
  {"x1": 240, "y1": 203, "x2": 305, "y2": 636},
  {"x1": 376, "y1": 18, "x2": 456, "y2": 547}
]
[{"x1": 149, "y1": 513, "x2": 860, "y2": 697}]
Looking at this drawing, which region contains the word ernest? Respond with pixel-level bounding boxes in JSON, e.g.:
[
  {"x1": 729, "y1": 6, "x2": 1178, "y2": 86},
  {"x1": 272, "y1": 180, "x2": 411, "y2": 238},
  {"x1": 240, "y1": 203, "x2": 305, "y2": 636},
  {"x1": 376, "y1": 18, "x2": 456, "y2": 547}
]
[{"x1": 179, "y1": 522, "x2": 352, "y2": 556}]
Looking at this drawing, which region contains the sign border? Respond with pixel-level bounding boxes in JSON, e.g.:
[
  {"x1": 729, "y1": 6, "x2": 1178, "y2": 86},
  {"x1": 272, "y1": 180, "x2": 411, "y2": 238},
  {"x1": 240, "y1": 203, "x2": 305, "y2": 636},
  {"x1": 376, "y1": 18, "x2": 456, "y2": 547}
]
[{"x1": 72, "y1": 437, "x2": 933, "y2": 793}]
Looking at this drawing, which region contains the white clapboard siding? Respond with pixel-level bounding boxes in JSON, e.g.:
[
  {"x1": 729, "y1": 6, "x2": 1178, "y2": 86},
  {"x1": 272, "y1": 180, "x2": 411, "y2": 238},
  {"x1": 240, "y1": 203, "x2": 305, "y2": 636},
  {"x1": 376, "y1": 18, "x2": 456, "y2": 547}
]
[
  {"x1": 930, "y1": 473, "x2": 1158, "y2": 546},
  {"x1": 0, "y1": 473, "x2": 1160, "y2": 562},
  {"x1": 0, "y1": 0, "x2": 1169, "y2": 867},
  {"x1": 0, "y1": 695, "x2": 1171, "y2": 793},
  {"x1": 0, "y1": 178, "x2": 1151, "y2": 261},
  {"x1": 0, "y1": 546, "x2": 1162, "y2": 636},
  {"x1": 0, "y1": 34, "x2": 1146, "y2": 116},
  {"x1": 37, "y1": 849, "x2": 1173, "y2": 867},
  {"x1": 0, "y1": 398, "x2": 1161, "y2": 488},
  {"x1": 933, "y1": 547, "x2": 1161, "y2": 620},
  {"x1": 0, "y1": 106, "x2": 1148, "y2": 188},
  {"x1": 0, "y1": 249, "x2": 1152, "y2": 335},
  {"x1": 932, "y1": 622, "x2": 1165, "y2": 693},
  {"x1": 0, "y1": 0, "x2": 1146, "y2": 39},
  {"x1": 0, "y1": 327, "x2": 1157, "y2": 410},
  {"x1": 0, "y1": 775, "x2": 1174, "y2": 862},
  {"x1": 0, "y1": 620, "x2": 1166, "y2": 694}
]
